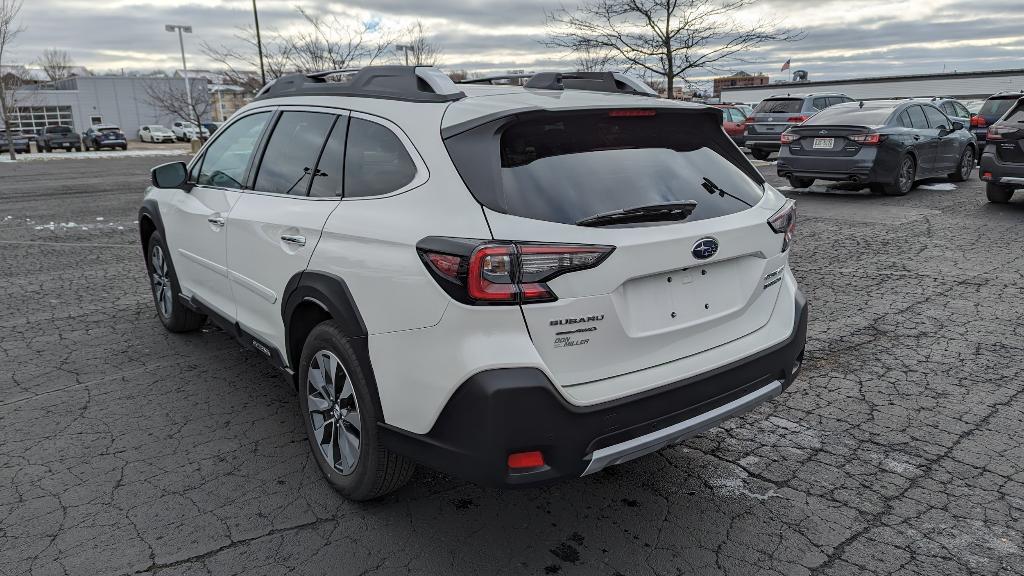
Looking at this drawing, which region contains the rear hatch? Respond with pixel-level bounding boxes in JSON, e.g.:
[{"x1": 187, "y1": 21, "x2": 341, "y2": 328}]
[
  {"x1": 977, "y1": 96, "x2": 1023, "y2": 139},
  {"x1": 444, "y1": 107, "x2": 789, "y2": 387},
  {"x1": 784, "y1": 125, "x2": 869, "y2": 157},
  {"x1": 991, "y1": 101, "x2": 1024, "y2": 164},
  {"x1": 747, "y1": 98, "x2": 807, "y2": 137}
]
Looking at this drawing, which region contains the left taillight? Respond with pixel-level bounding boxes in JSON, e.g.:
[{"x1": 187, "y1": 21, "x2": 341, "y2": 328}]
[
  {"x1": 768, "y1": 199, "x2": 797, "y2": 252},
  {"x1": 417, "y1": 238, "x2": 614, "y2": 305},
  {"x1": 780, "y1": 131, "x2": 799, "y2": 144}
]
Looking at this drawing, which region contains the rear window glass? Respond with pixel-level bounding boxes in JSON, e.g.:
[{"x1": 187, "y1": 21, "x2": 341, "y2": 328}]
[
  {"x1": 99, "y1": 128, "x2": 121, "y2": 133},
  {"x1": 804, "y1": 105, "x2": 894, "y2": 126},
  {"x1": 980, "y1": 98, "x2": 1018, "y2": 119},
  {"x1": 1002, "y1": 104, "x2": 1024, "y2": 124},
  {"x1": 46, "y1": 126, "x2": 71, "y2": 134},
  {"x1": 446, "y1": 110, "x2": 764, "y2": 226},
  {"x1": 753, "y1": 99, "x2": 803, "y2": 114}
]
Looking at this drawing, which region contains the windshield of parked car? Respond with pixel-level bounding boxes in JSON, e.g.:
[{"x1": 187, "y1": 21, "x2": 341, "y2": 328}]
[
  {"x1": 804, "y1": 104, "x2": 895, "y2": 126},
  {"x1": 980, "y1": 98, "x2": 1018, "y2": 118},
  {"x1": 45, "y1": 126, "x2": 72, "y2": 134},
  {"x1": 753, "y1": 99, "x2": 803, "y2": 114}
]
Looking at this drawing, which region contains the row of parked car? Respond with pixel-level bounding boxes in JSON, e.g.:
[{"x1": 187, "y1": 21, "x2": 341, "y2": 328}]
[
  {"x1": 714, "y1": 90, "x2": 1024, "y2": 203},
  {"x1": 0, "y1": 120, "x2": 222, "y2": 155}
]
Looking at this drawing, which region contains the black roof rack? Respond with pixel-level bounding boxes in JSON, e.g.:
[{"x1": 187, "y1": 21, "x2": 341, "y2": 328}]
[
  {"x1": 459, "y1": 71, "x2": 658, "y2": 97},
  {"x1": 254, "y1": 66, "x2": 466, "y2": 103}
]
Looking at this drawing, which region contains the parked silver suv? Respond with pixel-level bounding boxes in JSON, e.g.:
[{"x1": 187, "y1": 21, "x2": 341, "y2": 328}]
[{"x1": 745, "y1": 93, "x2": 855, "y2": 160}]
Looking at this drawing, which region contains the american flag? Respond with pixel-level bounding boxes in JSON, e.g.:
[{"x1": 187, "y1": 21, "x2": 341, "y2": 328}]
[{"x1": 781, "y1": 59, "x2": 791, "y2": 72}]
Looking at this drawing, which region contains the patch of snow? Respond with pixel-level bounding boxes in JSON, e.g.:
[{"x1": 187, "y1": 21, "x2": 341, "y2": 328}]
[
  {"x1": 95, "y1": 217, "x2": 104, "y2": 221},
  {"x1": 918, "y1": 182, "x2": 957, "y2": 191}
]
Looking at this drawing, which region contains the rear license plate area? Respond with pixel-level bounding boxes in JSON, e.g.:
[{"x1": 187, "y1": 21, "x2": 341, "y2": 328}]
[{"x1": 813, "y1": 138, "x2": 834, "y2": 149}]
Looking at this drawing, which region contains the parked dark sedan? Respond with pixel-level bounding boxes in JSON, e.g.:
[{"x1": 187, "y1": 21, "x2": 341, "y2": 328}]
[
  {"x1": 979, "y1": 96, "x2": 1024, "y2": 203},
  {"x1": 82, "y1": 125, "x2": 128, "y2": 151},
  {"x1": 0, "y1": 131, "x2": 30, "y2": 154},
  {"x1": 776, "y1": 100, "x2": 977, "y2": 196}
]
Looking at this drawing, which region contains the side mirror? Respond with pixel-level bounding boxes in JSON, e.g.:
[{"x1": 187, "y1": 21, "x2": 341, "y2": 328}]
[
  {"x1": 951, "y1": 121, "x2": 964, "y2": 131},
  {"x1": 152, "y1": 161, "x2": 188, "y2": 189}
]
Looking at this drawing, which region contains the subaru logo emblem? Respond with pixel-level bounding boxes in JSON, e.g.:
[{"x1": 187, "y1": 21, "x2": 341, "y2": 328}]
[
  {"x1": 819, "y1": 130, "x2": 828, "y2": 135},
  {"x1": 692, "y1": 238, "x2": 719, "y2": 260}
]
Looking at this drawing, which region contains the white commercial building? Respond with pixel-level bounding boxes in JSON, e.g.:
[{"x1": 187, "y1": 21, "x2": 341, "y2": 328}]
[{"x1": 720, "y1": 68, "x2": 1024, "y2": 103}]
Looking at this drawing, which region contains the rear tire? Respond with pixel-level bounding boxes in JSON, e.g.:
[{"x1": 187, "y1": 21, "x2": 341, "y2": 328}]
[
  {"x1": 299, "y1": 321, "x2": 415, "y2": 501},
  {"x1": 787, "y1": 176, "x2": 814, "y2": 189},
  {"x1": 986, "y1": 183, "x2": 1014, "y2": 203},
  {"x1": 882, "y1": 155, "x2": 916, "y2": 196},
  {"x1": 948, "y1": 146, "x2": 974, "y2": 182},
  {"x1": 750, "y1": 148, "x2": 771, "y2": 161},
  {"x1": 145, "y1": 231, "x2": 206, "y2": 333}
]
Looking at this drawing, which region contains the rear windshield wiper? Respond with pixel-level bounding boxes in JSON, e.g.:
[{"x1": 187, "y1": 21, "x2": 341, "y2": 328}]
[{"x1": 575, "y1": 201, "x2": 698, "y2": 227}]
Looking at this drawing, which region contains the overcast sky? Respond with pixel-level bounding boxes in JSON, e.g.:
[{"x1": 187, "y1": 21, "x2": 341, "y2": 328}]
[{"x1": 9, "y1": 0, "x2": 1024, "y2": 84}]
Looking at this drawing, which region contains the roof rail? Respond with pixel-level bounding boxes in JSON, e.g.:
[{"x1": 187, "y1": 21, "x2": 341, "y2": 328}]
[
  {"x1": 254, "y1": 66, "x2": 465, "y2": 103},
  {"x1": 459, "y1": 71, "x2": 657, "y2": 97}
]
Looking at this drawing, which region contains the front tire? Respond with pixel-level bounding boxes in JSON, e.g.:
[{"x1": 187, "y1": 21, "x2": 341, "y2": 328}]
[
  {"x1": 145, "y1": 231, "x2": 206, "y2": 332},
  {"x1": 750, "y1": 148, "x2": 771, "y2": 161},
  {"x1": 986, "y1": 182, "x2": 1014, "y2": 203},
  {"x1": 299, "y1": 321, "x2": 415, "y2": 501},
  {"x1": 948, "y1": 146, "x2": 974, "y2": 182}
]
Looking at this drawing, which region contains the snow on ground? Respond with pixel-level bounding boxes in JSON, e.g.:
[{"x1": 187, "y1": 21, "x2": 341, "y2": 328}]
[
  {"x1": 0, "y1": 149, "x2": 188, "y2": 162},
  {"x1": 917, "y1": 182, "x2": 958, "y2": 191}
]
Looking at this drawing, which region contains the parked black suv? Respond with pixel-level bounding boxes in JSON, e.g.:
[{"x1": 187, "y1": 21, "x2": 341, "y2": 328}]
[
  {"x1": 979, "y1": 96, "x2": 1024, "y2": 203},
  {"x1": 40, "y1": 125, "x2": 82, "y2": 152},
  {"x1": 972, "y1": 92, "x2": 1024, "y2": 151}
]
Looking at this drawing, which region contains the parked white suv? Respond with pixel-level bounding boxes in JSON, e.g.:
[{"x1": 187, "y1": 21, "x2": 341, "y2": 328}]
[
  {"x1": 140, "y1": 66, "x2": 807, "y2": 501},
  {"x1": 171, "y1": 120, "x2": 210, "y2": 141}
]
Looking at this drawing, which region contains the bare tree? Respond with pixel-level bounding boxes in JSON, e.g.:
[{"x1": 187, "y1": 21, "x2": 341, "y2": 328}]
[
  {"x1": 287, "y1": 8, "x2": 395, "y2": 72},
  {"x1": 573, "y1": 44, "x2": 616, "y2": 72},
  {"x1": 446, "y1": 69, "x2": 471, "y2": 82},
  {"x1": 144, "y1": 78, "x2": 211, "y2": 140},
  {"x1": 544, "y1": 0, "x2": 803, "y2": 98},
  {"x1": 38, "y1": 48, "x2": 73, "y2": 81},
  {"x1": 201, "y1": 25, "x2": 293, "y2": 92},
  {"x1": 0, "y1": 0, "x2": 24, "y2": 160},
  {"x1": 399, "y1": 21, "x2": 442, "y2": 66}
]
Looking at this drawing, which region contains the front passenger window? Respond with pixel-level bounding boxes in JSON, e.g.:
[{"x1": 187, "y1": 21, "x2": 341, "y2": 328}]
[{"x1": 197, "y1": 112, "x2": 271, "y2": 189}]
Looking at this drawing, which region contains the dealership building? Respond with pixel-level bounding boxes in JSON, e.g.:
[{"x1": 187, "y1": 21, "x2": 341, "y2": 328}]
[
  {"x1": 3, "y1": 75, "x2": 211, "y2": 137},
  {"x1": 719, "y1": 68, "x2": 1024, "y2": 103}
]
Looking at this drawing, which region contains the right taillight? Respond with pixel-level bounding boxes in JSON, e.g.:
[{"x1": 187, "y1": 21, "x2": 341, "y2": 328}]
[
  {"x1": 970, "y1": 115, "x2": 986, "y2": 128},
  {"x1": 848, "y1": 133, "x2": 884, "y2": 145},
  {"x1": 418, "y1": 238, "x2": 614, "y2": 305},
  {"x1": 768, "y1": 199, "x2": 797, "y2": 252}
]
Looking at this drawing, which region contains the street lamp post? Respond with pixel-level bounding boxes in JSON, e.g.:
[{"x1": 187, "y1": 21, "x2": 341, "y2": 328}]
[
  {"x1": 252, "y1": 0, "x2": 266, "y2": 85},
  {"x1": 165, "y1": 24, "x2": 202, "y2": 140},
  {"x1": 395, "y1": 44, "x2": 414, "y2": 66}
]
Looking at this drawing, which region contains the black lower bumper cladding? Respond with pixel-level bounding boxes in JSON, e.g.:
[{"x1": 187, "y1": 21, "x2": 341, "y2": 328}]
[{"x1": 380, "y1": 291, "x2": 808, "y2": 488}]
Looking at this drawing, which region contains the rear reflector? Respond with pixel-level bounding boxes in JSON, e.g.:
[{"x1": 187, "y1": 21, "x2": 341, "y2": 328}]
[
  {"x1": 508, "y1": 451, "x2": 545, "y2": 469},
  {"x1": 608, "y1": 109, "x2": 657, "y2": 117}
]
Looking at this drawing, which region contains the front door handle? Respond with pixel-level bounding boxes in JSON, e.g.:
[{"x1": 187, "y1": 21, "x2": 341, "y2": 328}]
[
  {"x1": 207, "y1": 216, "x2": 226, "y2": 227},
  {"x1": 281, "y1": 234, "x2": 306, "y2": 247},
  {"x1": 913, "y1": 135, "x2": 921, "y2": 141}
]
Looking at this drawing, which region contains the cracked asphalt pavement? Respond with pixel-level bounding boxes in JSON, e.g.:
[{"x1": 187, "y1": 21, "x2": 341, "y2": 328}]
[{"x1": 2, "y1": 155, "x2": 1023, "y2": 576}]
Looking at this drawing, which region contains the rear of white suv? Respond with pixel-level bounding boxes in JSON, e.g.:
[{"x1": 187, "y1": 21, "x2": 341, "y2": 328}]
[{"x1": 139, "y1": 67, "x2": 807, "y2": 499}]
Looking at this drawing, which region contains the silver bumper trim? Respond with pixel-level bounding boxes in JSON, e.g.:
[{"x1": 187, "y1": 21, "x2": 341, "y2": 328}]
[
  {"x1": 581, "y1": 380, "x2": 783, "y2": 476},
  {"x1": 999, "y1": 177, "x2": 1024, "y2": 185}
]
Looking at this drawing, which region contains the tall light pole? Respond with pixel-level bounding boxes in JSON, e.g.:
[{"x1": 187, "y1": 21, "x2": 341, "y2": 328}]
[
  {"x1": 395, "y1": 44, "x2": 413, "y2": 66},
  {"x1": 165, "y1": 24, "x2": 202, "y2": 139},
  {"x1": 251, "y1": 0, "x2": 266, "y2": 85}
]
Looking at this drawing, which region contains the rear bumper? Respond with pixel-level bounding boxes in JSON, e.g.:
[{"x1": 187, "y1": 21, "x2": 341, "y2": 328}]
[
  {"x1": 979, "y1": 150, "x2": 1024, "y2": 187},
  {"x1": 379, "y1": 289, "x2": 808, "y2": 488},
  {"x1": 745, "y1": 135, "x2": 782, "y2": 151},
  {"x1": 95, "y1": 140, "x2": 126, "y2": 148},
  {"x1": 776, "y1": 147, "x2": 883, "y2": 182}
]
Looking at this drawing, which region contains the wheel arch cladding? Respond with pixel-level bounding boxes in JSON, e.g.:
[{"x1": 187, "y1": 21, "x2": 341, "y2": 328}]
[
  {"x1": 138, "y1": 199, "x2": 165, "y2": 253},
  {"x1": 281, "y1": 271, "x2": 384, "y2": 413}
]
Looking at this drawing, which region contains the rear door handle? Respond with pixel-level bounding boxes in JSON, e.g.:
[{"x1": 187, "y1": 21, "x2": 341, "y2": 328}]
[
  {"x1": 281, "y1": 234, "x2": 306, "y2": 247},
  {"x1": 207, "y1": 216, "x2": 225, "y2": 227}
]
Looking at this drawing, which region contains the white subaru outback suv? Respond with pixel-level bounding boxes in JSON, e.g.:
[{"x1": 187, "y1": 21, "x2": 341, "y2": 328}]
[{"x1": 139, "y1": 66, "x2": 807, "y2": 501}]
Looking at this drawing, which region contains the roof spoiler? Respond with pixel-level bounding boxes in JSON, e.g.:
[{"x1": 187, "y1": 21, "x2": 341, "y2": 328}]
[
  {"x1": 459, "y1": 71, "x2": 658, "y2": 97},
  {"x1": 254, "y1": 66, "x2": 466, "y2": 103}
]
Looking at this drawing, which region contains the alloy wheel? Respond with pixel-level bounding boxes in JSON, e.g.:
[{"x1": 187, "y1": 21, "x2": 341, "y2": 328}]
[
  {"x1": 899, "y1": 157, "x2": 915, "y2": 194},
  {"x1": 960, "y1": 148, "x2": 974, "y2": 179},
  {"x1": 307, "y1": 350, "x2": 361, "y2": 475},
  {"x1": 149, "y1": 244, "x2": 172, "y2": 318}
]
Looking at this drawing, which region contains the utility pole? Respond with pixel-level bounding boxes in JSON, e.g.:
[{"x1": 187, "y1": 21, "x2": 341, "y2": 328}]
[
  {"x1": 165, "y1": 24, "x2": 202, "y2": 140},
  {"x1": 395, "y1": 44, "x2": 413, "y2": 66},
  {"x1": 252, "y1": 0, "x2": 266, "y2": 85}
]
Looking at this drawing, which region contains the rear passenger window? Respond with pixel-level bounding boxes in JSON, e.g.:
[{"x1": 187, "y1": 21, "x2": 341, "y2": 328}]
[
  {"x1": 812, "y1": 98, "x2": 828, "y2": 110},
  {"x1": 197, "y1": 112, "x2": 271, "y2": 189},
  {"x1": 897, "y1": 111, "x2": 912, "y2": 128},
  {"x1": 907, "y1": 106, "x2": 929, "y2": 129},
  {"x1": 954, "y1": 103, "x2": 970, "y2": 118},
  {"x1": 344, "y1": 117, "x2": 417, "y2": 198},
  {"x1": 923, "y1": 106, "x2": 949, "y2": 130},
  {"x1": 826, "y1": 97, "x2": 845, "y2": 108},
  {"x1": 309, "y1": 117, "x2": 348, "y2": 198},
  {"x1": 255, "y1": 112, "x2": 336, "y2": 195}
]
